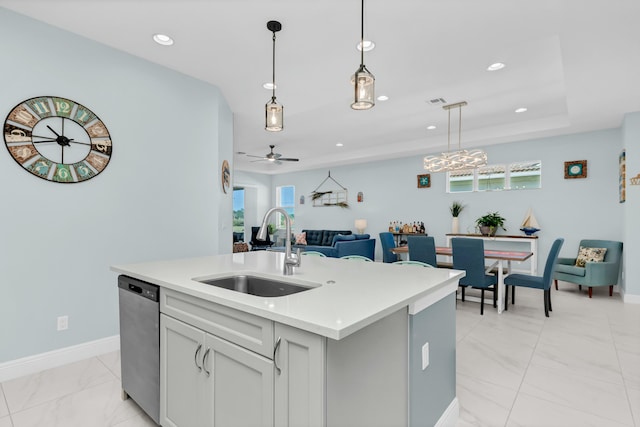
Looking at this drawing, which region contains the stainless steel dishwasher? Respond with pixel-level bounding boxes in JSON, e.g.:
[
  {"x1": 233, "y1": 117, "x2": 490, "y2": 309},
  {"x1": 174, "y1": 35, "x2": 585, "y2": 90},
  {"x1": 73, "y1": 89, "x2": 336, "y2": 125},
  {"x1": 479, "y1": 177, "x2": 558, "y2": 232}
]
[{"x1": 118, "y1": 275, "x2": 160, "y2": 425}]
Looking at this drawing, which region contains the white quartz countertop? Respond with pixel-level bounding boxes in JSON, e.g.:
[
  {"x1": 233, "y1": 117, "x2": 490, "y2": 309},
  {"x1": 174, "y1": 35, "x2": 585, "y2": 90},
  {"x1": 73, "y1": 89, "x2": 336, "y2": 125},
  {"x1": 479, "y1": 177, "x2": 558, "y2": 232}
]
[{"x1": 111, "y1": 251, "x2": 464, "y2": 340}]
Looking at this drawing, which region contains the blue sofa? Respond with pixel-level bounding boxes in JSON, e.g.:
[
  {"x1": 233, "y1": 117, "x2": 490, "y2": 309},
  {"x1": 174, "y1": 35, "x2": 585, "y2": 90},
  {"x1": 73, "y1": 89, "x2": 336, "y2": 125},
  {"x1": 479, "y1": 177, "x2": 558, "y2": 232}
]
[{"x1": 293, "y1": 229, "x2": 376, "y2": 260}]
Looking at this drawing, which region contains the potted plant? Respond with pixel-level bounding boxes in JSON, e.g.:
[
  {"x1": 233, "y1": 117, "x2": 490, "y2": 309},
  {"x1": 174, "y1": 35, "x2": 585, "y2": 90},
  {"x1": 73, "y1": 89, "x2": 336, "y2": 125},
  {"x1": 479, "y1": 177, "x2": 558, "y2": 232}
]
[
  {"x1": 267, "y1": 223, "x2": 276, "y2": 241},
  {"x1": 475, "y1": 212, "x2": 506, "y2": 236},
  {"x1": 449, "y1": 201, "x2": 465, "y2": 234}
]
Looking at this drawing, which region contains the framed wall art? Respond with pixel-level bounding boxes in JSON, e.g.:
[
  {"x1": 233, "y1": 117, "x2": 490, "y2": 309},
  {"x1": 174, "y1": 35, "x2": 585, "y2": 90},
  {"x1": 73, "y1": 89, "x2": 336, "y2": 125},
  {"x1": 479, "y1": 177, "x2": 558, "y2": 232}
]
[
  {"x1": 417, "y1": 174, "x2": 431, "y2": 188},
  {"x1": 564, "y1": 160, "x2": 587, "y2": 179},
  {"x1": 619, "y1": 150, "x2": 626, "y2": 203}
]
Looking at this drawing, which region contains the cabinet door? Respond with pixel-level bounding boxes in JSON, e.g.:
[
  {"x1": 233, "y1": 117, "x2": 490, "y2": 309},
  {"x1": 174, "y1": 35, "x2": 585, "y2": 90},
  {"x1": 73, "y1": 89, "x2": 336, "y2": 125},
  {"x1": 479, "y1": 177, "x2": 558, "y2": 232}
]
[
  {"x1": 160, "y1": 314, "x2": 209, "y2": 427},
  {"x1": 274, "y1": 324, "x2": 326, "y2": 427},
  {"x1": 204, "y1": 333, "x2": 274, "y2": 427}
]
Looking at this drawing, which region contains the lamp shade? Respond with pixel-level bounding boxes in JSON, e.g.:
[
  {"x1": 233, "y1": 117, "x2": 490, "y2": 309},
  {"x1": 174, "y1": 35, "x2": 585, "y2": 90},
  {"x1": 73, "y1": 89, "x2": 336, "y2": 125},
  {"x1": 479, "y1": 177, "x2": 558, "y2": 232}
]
[
  {"x1": 265, "y1": 98, "x2": 283, "y2": 131},
  {"x1": 351, "y1": 66, "x2": 375, "y2": 110},
  {"x1": 355, "y1": 219, "x2": 368, "y2": 233}
]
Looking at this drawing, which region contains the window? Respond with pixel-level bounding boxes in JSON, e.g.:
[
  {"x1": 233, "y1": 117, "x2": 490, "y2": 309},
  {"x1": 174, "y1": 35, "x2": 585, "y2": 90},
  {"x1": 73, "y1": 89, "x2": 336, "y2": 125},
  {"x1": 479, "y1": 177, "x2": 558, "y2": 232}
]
[
  {"x1": 478, "y1": 165, "x2": 506, "y2": 191},
  {"x1": 448, "y1": 161, "x2": 541, "y2": 193},
  {"x1": 276, "y1": 185, "x2": 295, "y2": 228},
  {"x1": 232, "y1": 188, "x2": 245, "y2": 233},
  {"x1": 509, "y1": 161, "x2": 541, "y2": 190}
]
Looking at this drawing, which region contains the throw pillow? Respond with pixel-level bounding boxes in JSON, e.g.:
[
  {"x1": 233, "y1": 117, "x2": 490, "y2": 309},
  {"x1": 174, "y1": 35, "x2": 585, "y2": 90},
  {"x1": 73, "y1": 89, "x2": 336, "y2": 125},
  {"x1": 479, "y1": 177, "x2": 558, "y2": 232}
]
[
  {"x1": 295, "y1": 232, "x2": 307, "y2": 245},
  {"x1": 332, "y1": 234, "x2": 356, "y2": 246},
  {"x1": 575, "y1": 246, "x2": 607, "y2": 267}
]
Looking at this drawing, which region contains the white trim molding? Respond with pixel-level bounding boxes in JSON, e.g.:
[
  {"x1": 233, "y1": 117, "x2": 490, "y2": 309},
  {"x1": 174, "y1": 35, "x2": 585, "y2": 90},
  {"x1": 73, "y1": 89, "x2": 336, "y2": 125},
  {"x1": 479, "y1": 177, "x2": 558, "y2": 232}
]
[
  {"x1": 0, "y1": 335, "x2": 119, "y2": 382},
  {"x1": 435, "y1": 397, "x2": 459, "y2": 427},
  {"x1": 623, "y1": 291, "x2": 640, "y2": 304}
]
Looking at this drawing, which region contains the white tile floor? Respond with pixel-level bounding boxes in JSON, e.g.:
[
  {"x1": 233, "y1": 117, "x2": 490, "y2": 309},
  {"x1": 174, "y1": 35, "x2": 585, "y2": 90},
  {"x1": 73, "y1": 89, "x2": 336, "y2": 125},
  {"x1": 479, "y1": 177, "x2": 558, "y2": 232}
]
[{"x1": 0, "y1": 284, "x2": 638, "y2": 427}]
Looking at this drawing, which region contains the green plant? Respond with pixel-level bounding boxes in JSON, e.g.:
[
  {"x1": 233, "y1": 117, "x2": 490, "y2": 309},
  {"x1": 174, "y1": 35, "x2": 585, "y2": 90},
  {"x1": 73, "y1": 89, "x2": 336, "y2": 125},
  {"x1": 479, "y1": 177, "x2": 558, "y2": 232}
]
[
  {"x1": 267, "y1": 224, "x2": 276, "y2": 235},
  {"x1": 475, "y1": 212, "x2": 507, "y2": 231},
  {"x1": 450, "y1": 201, "x2": 465, "y2": 217}
]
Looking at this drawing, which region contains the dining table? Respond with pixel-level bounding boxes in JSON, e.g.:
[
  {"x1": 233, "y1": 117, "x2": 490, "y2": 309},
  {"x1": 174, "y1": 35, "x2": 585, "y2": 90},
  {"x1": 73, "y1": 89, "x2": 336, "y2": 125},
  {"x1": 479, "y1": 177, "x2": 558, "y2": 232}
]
[{"x1": 391, "y1": 245, "x2": 533, "y2": 313}]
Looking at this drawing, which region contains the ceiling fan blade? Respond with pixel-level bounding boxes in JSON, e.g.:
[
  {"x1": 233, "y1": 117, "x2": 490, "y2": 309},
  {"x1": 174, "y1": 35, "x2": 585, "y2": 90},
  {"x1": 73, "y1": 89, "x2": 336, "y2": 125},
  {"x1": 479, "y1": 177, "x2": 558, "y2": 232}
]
[
  {"x1": 246, "y1": 154, "x2": 267, "y2": 159},
  {"x1": 278, "y1": 157, "x2": 299, "y2": 162}
]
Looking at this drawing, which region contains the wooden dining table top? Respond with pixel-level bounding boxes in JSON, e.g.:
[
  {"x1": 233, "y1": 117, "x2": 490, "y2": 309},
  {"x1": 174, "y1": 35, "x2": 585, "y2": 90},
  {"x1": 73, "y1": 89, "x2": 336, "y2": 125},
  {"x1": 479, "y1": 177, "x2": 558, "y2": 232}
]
[{"x1": 391, "y1": 245, "x2": 533, "y2": 262}]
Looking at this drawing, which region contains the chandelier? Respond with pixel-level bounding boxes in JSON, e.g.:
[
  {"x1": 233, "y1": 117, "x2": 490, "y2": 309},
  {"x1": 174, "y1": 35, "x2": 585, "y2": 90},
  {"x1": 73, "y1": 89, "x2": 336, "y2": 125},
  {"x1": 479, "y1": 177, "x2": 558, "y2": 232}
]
[{"x1": 423, "y1": 101, "x2": 487, "y2": 172}]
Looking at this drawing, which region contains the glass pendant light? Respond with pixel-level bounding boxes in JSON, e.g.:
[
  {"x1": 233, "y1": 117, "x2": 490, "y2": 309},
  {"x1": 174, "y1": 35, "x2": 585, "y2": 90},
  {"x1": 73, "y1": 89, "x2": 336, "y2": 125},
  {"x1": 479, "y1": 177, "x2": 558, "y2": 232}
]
[
  {"x1": 351, "y1": 0, "x2": 375, "y2": 110},
  {"x1": 265, "y1": 20, "x2": 283, "y2": 131}
]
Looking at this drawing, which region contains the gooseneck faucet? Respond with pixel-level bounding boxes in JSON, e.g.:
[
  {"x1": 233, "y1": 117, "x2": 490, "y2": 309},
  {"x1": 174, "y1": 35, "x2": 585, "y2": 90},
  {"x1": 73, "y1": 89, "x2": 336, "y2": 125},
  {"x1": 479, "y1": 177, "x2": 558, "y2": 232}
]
[{"x1": 258, "y1": 207, "x2": 300, "y2": 275}]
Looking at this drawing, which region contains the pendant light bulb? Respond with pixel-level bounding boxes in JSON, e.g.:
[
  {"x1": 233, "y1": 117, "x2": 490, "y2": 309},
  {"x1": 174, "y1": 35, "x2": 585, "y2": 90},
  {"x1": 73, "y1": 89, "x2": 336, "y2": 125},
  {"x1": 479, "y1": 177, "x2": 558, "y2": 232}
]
[
  {"x1": 351, "y1": 0, "x2": 375, "y2": 110},
  {"x1": 265, "y1": 21, "x2": 283, "y2": 132}
]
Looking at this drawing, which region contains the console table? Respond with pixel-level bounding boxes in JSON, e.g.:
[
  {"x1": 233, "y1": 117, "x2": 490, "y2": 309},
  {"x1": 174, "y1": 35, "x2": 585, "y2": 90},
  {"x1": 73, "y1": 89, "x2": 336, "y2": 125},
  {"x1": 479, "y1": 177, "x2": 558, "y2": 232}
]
[{"x1": 445, "y1": 233, "x2": 538, "y2": 275}]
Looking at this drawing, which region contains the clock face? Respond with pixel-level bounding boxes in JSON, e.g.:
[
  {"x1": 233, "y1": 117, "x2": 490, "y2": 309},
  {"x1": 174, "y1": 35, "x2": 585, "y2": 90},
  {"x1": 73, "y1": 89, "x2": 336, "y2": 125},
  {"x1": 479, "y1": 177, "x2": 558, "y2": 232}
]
[{"x1": 4, "y1": 96, "x2": 112, "y2": 183}]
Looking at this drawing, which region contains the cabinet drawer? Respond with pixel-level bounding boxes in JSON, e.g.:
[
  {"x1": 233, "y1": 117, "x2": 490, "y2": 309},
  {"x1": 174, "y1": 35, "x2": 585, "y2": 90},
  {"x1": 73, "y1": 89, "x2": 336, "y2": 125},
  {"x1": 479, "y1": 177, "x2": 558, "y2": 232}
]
[{"x1": 161, "y1": 288, "x2": 274, "y2": 358}]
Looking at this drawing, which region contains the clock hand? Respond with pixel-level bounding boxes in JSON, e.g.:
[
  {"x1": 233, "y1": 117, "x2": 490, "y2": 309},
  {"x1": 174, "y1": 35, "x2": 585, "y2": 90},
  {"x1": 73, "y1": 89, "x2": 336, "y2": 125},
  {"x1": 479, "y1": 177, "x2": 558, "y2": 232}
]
[{"x1": 47, "y1": 125, "x2": 60, "y2": 137}]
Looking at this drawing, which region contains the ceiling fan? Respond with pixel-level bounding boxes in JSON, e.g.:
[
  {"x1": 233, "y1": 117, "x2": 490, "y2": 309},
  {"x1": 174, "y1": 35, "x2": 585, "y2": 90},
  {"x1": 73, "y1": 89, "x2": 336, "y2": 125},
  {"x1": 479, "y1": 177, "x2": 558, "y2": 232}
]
[{"x1": 246, "y1": 145, "x2": 299, "y2": 164}]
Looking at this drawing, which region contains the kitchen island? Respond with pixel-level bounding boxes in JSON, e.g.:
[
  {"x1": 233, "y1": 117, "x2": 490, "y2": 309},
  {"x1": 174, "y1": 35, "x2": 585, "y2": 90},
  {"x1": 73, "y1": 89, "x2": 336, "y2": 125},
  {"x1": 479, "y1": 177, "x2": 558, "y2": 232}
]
[{"x1": 112, "y1": 251, "x2": 463, "y2": 427}]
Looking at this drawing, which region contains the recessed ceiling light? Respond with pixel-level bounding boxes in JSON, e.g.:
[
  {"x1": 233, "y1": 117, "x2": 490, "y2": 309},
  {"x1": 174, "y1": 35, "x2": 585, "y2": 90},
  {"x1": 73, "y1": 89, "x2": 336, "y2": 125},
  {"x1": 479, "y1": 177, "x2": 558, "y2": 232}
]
[
  {"x1": 356, "y1": 40, "x2": 375, "y2": 52},
  {"x1": 515, "y1": 107, "x2": 528, "y2": 113},
  {"x1": 377, "y1": 95, "x2": 389, "y2": 101},
  {"x1": 427, "y1": 125, "x2": 436, "y2": 130},
  {"x1": 263, "y1": 82, "x2": 276, "y2": 90},
  {"x1": 336, "y1": 143, "x2": 344, "y2": 147},
  {"x1": 153, "y1": 33, "x2": 174, "y2": 46},
  {"x1": 487, "y1": 62, "x2": 505, "y2": 71}
]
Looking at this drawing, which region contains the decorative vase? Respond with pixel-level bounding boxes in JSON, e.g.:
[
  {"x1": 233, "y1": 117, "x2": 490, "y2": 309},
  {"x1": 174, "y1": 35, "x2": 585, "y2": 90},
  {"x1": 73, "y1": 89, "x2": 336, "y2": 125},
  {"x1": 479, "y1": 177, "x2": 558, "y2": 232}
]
[{"x1": 452, "y1": 217, "x2": 460, "y2": 234}]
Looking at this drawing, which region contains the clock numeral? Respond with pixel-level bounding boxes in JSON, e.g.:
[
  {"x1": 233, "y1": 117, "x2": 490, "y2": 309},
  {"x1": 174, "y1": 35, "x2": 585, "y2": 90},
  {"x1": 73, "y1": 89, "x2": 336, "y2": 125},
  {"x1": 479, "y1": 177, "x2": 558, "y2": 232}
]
[
  {"x1": 53, "y1": 98, "x2": 74, "y2": 117},
  {"x1": 9, "y1": 145, "x2": 38, "y2": 163},
  {"x1": 26, "y1": 158, "x2": 52, "y2": 178},
  {"x1": 8, "y1": 106, "x2": 38, "y2": 128},
  {"x1": 86, "y1": 121, "x2": 109, "y2": 138},
  {"x1": 53, "y1": 164, "x2": 74, "y2": 183},
  {"x1": 74, "y1": 107, "x2": 96, "y2": 126},
  {"x1": 25, "y1": 97, "x2": 53, "y2": 119},
  {"x1": 4, "y1": 123, "x2": 32, "y2": 142},
  {"x1": 73, "y1": 162, "x2": 96, "y2": 181},
  {"x1": 86, "y1": 152, "x2": 109, "y2": 173}
]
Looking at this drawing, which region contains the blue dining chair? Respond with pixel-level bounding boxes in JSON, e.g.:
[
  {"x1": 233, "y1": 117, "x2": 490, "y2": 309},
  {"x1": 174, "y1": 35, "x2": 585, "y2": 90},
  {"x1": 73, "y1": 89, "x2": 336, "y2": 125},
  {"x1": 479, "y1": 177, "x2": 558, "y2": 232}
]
[
  {"x1": 301, "y1": 251, "x2": 327, "y2": 257},
  {"x1": 407, "y1": 235, "x2": 437, "y2": 267},
  {"x1": 379, "y1": 232, "x2": 398, "y2": 263},
  {"x1": 504, "y1": 238, "x2": 564, "y2": 317},
  {"x1": 452, "y1": 238, "x2": 497, "y2": 315}
]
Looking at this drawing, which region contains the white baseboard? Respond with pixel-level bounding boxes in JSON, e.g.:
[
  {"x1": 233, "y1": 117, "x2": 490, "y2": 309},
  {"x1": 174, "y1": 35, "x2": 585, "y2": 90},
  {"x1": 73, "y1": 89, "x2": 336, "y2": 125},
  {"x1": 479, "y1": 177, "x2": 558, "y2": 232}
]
[
  {"x1": 623, "y1": 292, "x2": 640, "y2": 304},
  {"x1": 0, "y1": 335, "x2": 120, "y2": 382},
  {"x1": 435, "y1": 397, "x2": 459, "y2": 427}
]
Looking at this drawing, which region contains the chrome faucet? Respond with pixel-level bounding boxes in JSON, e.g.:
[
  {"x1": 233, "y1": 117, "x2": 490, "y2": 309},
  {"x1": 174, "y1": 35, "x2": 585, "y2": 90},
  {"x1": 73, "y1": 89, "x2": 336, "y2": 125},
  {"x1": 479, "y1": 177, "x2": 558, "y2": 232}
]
[{"x1": 258, "y1": 208, "x2": 300, "y2": 275}]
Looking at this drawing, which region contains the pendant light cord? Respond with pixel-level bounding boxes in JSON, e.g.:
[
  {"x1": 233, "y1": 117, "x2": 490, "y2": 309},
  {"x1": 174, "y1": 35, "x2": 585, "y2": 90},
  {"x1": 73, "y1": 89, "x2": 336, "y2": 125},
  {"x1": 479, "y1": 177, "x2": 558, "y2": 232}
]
[
  {"x1": 271, "y1": 31, "x2": 276, "y2": 101},
  {"x1": 360, "y1": 0, "x2": 365, "y2": 67},
  {"x1": 458, "y1": 104, "x2": 462, "y2": 150}
]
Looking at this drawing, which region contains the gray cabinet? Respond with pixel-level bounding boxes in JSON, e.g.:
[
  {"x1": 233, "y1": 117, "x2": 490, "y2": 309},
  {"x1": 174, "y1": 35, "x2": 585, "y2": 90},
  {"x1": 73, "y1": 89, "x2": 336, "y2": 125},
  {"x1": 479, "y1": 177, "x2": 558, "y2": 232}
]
[
  {"x1": 160, "y1": 289, "x2": 324, "y2": 427},
  {"x1": 160, "y1": 314, "x2": 274, "y2": 427},
  {"x1": 274, "y1": 323, "x2": 326, "y2": 427}
]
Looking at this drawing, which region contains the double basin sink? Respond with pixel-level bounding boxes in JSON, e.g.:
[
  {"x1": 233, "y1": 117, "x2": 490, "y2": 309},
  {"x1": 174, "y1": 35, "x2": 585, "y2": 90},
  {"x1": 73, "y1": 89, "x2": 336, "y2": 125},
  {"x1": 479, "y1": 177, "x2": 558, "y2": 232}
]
[{"x1": 196, "y1": 275, "x2": 315, "y2": 297}]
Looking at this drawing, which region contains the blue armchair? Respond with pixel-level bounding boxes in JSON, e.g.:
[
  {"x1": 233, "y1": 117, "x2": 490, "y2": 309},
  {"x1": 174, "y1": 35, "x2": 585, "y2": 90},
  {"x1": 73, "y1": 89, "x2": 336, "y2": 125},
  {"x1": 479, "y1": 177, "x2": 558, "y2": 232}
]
[{"x1": 554, "y1": 239, "x2": 623, "y2": 298}]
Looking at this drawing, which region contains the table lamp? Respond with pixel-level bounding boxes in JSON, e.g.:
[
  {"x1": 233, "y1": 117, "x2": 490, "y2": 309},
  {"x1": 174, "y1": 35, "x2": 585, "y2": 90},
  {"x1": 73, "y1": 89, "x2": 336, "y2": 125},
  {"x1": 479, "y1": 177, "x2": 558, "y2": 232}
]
[{"x1": 355, "y1": 219, "x2": 368, "y2": 234}]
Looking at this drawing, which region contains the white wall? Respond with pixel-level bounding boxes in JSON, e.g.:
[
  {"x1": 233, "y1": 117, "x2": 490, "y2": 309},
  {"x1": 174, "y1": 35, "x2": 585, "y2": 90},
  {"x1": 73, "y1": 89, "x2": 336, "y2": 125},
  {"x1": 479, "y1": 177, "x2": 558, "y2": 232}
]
[
  {"x1": 622, "y1": 112, "x2": 640, "y2": 301},
  {"x1": 0, "y1": 9, "x2": 233, "y2": 362},
  {"x1": 264, "y1": 127, "x2": 631, "y2": 292}
]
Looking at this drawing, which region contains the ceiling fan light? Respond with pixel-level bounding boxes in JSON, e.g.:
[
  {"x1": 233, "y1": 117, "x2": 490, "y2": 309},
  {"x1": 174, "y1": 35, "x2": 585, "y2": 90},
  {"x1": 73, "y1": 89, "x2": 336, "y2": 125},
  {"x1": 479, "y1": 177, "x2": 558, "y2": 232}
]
[
  {"x1": 351, "y1": 66, "x2": 375, "y2": 110},
  {"x1": 265, "y1": 98, "x2": 283, "y2": 132}
]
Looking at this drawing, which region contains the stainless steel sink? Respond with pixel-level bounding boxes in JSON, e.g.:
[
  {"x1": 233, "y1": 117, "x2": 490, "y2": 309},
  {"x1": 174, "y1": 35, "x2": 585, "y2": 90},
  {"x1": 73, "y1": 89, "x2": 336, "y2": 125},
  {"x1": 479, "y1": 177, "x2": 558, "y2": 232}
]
[{"x1": 196, "y1": 275, "x2": 313, "y2": 297}]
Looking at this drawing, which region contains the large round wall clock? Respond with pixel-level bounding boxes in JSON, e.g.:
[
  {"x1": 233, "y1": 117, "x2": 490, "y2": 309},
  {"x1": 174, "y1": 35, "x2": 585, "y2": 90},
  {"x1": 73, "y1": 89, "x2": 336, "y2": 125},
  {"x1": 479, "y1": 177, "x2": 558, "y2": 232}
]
[{"x1": 3, "y1": 96, "x2": 112, "y2": 183}]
